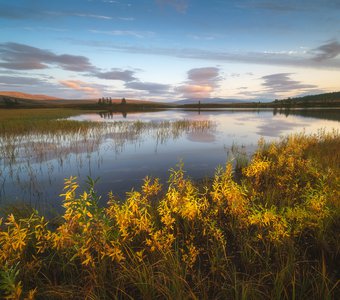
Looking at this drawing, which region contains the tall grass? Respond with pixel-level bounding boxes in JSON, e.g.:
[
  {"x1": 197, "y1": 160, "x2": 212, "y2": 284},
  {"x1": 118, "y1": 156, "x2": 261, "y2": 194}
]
[
  {"x1": 0, "y1": 109, "x2": 103, "y2": 136},
  {"x1": 0, "y1": 131, "x2": 339, "y2": 299}
]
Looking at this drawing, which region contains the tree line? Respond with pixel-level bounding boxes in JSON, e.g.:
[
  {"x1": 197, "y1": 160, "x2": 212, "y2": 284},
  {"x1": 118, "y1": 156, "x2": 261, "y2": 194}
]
[{"x1": 97, "y1": 97, "x2": 126, "y2": 105}]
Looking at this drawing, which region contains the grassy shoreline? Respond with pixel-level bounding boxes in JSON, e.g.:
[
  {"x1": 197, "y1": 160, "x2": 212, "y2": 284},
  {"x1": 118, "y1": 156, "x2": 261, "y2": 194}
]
[{"x1": 0, "y1": 131, "x2": 339, "y2": 299}]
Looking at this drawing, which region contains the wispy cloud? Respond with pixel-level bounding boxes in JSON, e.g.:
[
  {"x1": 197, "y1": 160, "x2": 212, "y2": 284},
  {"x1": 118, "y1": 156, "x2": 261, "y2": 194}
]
[
  {"x1": 237, "y1": 0, "x2": 340, "y2": 12},
  {"x1": 155, "y1": 0, "x2": 189, "y2": 13},
  {"x1": 89, "y1": 29, "x2": 154, "y2": 38},
  {"x1": 0, "y1": 43, "x2": 137, "y2": 83},
  {"x1": 125, "y1": 81, "x2": 171, "y2": 94},
  {"x1": 70, "y1": 12, "x2": 112, "y2": 19},
  {"x1": 59, "y1": 80, "x2": 100, "y2": 96},
  {"x1": 311, "y1": 40, "x2": 340, "y2": 61},
  {"x1": 0, "y1": 3, "x2": 39, "y2": 19},
  {"x1": 0, "y1": 75, "x2": 45, "y2": 86},
  {"x1": 187, "y1": 34, "x2": 223, "y2": 41},
  {"x1": 119, "y1": 17, "x2": 135, "y2": 21},
  {"x1": 0, "y1": 42, "x2": 96, "y2": 71},
  {"x1": 0, "y1": 3, "x2": 113, "y2": 21},
  {"x1": 0, "y1": 74, "x2": 75, "y2": 98},
  {"x1": 177, "y1": 67, "x2": 221, "y2": 98},
  {"x1": 73, "y1": 40, "x2": 340, "y2": 69},
  {"x1": 237, "y1": 1, "x2": 299, "y2": 12},
  {"x1": 236, "y1": 73, "x2": 321, "y2": 100},
  {"x1": 93, "y1": 69, "x2": 136, "y2": 82},
  {"x1": 261, "y1": 73, "x2": 317, "y2": 94}
]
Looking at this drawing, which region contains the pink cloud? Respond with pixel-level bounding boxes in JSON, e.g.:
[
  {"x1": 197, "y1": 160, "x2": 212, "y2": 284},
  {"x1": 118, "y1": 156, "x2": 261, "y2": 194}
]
[
  {"x1": 176, "y1": 84, "x2": 213, "y2": 98},
  {"x1": 177, "y1": 67, "x2": 222, "y2": 98},
  {"x1": 59, "y1": 80, "x2": 100, "y2": 96}
]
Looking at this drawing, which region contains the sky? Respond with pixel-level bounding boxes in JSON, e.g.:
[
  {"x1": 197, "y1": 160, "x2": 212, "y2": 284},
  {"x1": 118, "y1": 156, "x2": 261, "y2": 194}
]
[{"x1": 0, "y1": 0, "x2": 340, "y2": 102}]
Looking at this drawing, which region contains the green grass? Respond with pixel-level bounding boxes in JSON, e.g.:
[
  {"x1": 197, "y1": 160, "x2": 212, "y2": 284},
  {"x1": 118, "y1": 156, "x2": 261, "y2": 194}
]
[
  {"x1": 0, "y1": 109, "x2": 104, "y2": 136},
  {"x1": 0, "y1": 131, "x2": 339, "y2": 299}
]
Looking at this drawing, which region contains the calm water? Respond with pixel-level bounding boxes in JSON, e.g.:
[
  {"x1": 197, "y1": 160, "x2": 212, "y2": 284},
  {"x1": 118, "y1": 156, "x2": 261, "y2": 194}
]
[{"x1": 1, "y1": 108, "x2": 339, "y2": 214}]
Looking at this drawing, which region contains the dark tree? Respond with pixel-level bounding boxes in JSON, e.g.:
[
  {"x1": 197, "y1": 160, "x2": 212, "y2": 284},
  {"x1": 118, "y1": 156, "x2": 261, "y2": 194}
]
[{"x1": 121, "y1": 97, "x2": 126, "y2": 105}]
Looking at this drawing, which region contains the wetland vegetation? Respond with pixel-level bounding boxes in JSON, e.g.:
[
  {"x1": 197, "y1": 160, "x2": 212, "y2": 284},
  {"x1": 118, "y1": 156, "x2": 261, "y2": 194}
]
[
  {"x1": 0, "y1": 107, "x2": 339, "y2": 299},
  {"x1": 0, "y1": 130, "x2": 339, "y2": 299}
]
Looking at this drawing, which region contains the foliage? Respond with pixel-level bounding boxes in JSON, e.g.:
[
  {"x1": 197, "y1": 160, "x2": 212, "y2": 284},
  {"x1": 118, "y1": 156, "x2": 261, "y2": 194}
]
[{"x1": 0, "y1": 132, "x2": 339, "y2": 299}]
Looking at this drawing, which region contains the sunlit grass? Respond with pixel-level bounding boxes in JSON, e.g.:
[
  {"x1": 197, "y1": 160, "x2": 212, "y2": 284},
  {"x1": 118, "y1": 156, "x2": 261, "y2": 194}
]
[
  {"x1": 0, "y1": 109, "x2": 104, "y2": 136},
  {"x1": 0, "y1": 131, "x2": 339, "y2": 299}
]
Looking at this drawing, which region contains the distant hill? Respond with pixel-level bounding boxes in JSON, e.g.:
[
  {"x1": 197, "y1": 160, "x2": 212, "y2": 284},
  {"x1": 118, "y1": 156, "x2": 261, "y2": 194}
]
[
  {"x1": 0, "y1": 91, "x2": 161, "y2": 105},
  {"x1": 274, "y1": 92, "x2": 340, "y2": 106},
  {"x1": 1, "y1": 90, "x2": 339, "y2": 109},
  {"x1": 0, "y1": 91, "x2": 60, "y2": 100},
  {"x1": 173, "y1": 98, "x2": 248, "y2": 105},
  {"x1": 0, "y1": 91, "x2": 167, "y2": 109}
]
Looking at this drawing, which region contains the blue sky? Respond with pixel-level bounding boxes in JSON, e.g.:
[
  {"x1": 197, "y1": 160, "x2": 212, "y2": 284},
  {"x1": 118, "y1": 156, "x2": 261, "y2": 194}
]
[{"x1": 0, "y1": 0, "x2": 339, "y2": 101}]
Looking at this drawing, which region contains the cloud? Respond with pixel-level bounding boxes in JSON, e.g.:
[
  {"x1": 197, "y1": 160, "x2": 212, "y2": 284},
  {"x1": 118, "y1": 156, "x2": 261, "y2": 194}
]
[
  {"x1": 47, "y1": 11, "x2": 136, "y2": 22},
  {"x1": 0, "y1": 43, "x2": 139, "y2": 83},
  {"x1": 238, "y1": 0, "x2": 340, "y2": 12},
  {"x1": 261, "y1": 73, "x2": 317, "y2": 94},
  {"x1": 0, "y1": 75, "x2": 74, "y2": 98},
  {"x1": 0, "y1": 75, "x2": 45, "y2": 86},
  {"x1": 177, "y1": 67, "x2": 221, "y2": 98},
  {"x1": 237, "y1": 73, "x2": 321, "y2": 101},
  {"x1": 187, "y1": 67, "x2": 220, "y2": 83},
  {"x1": 89, "y1": 29, "x2": 154, "y2": 38},
  {"x1": 187, "y1": 34, "x2": 222, "y2": 41},
  {"x1": 74, "y1": 40, "x2": 340, "y2": 69},
  {"x1": 238, "y1": 1, "x2": 299, "y2": 12},
  {"x1": 59, "y1": 80, "x2": 100, "y2": 96},
  {"x1": 0, "y1": 42, "x2": 96, "y2": 71},
  {"x1": 176, "y1": 85, "x2": 213, "y2": 98},
  {"x1": 94, "y1": 69, "x2": 136, "y2": 82},
  {"x1": 155, "y1": 0, "x2": 189, "y2": 13},
  {"x1": 0, "y1": 73, "x2": 110, "y2": 99},
  {"x1": 0, "y1": 3, "x2": 114, "y2": 20},
  {"x1": 312, "y1": 40, "x2": 340, "y2": 61},
  {"x1": 0, "y1": 3, "x2": 39, "y2": 19},
  {"x1": 68, "y1": 13, "x2": 112, "y2": 20},
  {"x1": 41, "y1": 10, "x2": 113, "y2": 20},
  {"x1": 125, "y1": 81, "x2": 171, "y2": 94}
]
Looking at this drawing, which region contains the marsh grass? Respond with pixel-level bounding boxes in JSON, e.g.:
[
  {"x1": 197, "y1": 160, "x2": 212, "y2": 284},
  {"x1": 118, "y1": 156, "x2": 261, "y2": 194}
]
[
  {"x1": 0, "y1": 109, "x2": 103, "y2": 136},
  {"x1": 0, "y1": 131, "x2": 339, "y2": 299}
]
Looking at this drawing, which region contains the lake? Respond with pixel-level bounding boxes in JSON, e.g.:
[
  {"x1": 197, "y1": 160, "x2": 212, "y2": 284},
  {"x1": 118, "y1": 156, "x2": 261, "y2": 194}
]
[{"x1": 1, "y1": 108, "x2": 339, "y2": 214}]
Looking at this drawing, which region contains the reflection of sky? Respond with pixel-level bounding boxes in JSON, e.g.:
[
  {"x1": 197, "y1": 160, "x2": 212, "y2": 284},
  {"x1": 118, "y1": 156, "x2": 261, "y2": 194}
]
[
  {"x1": 1, "y1": 110, "x2": 339, "y2": 213},
  {"x1": 71, "y1": 109, "x2": 340, "y2": 144}
]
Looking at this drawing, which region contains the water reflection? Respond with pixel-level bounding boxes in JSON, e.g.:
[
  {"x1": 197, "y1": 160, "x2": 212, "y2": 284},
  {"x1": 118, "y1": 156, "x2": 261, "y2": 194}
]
[
  {"x1": 274, "y1": 107, "x2": 340, "y2": 121},
  {"x1": 0, "y1": 119, "x2": 215, "y2": 212},
  {"x1": 1, "y1": 108, "x2": 339, "y2": 213},
  {"x1": 99, "y1": 111, "x2": 127, "y2": 119}
]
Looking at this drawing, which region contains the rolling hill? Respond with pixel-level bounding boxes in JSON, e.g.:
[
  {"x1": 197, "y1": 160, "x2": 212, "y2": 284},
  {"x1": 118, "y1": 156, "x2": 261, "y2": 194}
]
[
  {"x1": 0, "y1": 91, "x2": 60, "y2": 100},
  {"x1": 274, "y1": 92, "x2": 340, "y2": 106}
]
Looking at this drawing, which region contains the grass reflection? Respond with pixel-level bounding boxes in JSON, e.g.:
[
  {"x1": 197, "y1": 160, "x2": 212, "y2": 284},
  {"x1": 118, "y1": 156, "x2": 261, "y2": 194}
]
[{"x1": 0, "y1": 111, "x2": 215, "y2": 203}]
